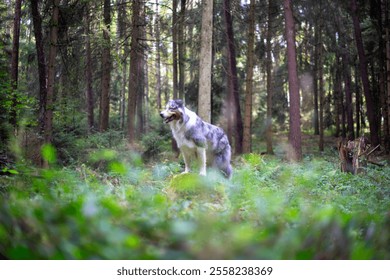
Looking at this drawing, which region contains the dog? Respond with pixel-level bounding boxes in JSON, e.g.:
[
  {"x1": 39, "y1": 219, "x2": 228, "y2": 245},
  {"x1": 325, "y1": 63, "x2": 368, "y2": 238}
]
[{"x1": 160, "y1": 99, "x2": 232, "y2": 178}]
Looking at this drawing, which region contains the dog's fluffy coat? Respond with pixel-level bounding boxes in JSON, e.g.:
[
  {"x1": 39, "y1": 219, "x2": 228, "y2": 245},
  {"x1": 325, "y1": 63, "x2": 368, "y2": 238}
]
[{"x1": 160, "y1": 99, "x2": 232, "y2": 178}]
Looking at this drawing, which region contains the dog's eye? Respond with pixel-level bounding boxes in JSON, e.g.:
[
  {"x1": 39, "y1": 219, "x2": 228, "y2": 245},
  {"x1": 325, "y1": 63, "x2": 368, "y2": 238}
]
[{"x1": 169, "y1": 106, "x2": 177, "y2": 110}]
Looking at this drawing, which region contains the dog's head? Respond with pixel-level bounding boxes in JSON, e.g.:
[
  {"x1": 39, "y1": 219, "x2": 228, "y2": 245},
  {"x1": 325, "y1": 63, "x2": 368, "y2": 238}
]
[{"x1": 160, "y1": 99, "x2": 184, "y2": 124}]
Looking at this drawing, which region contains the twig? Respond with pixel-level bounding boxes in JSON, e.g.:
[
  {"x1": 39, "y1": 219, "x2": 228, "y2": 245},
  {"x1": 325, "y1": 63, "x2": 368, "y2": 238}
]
[
  {"x1": 367, "y1": 160, "x2": 385, "y2": 167},
  {"x1": 365, "y1": 144, "x2": 380, "y2": 157}
]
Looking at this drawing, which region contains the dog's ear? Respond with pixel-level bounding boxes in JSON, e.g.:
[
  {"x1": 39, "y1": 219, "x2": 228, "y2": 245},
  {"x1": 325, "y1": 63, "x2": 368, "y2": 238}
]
[{"x1": 176, "y1": 99, "x2": 184, "y2": 107}]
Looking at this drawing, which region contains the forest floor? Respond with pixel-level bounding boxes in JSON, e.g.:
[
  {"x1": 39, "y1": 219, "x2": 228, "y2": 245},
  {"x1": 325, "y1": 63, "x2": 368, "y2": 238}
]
[{"x1": 0, "y1": 132, "x2": 390, "y2": 259}]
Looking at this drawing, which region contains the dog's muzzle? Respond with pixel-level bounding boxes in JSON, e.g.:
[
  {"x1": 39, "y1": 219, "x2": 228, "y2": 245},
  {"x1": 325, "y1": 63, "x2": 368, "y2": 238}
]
[{"x1": 160, "y1": 111, "x2": 176, "y2": 124}]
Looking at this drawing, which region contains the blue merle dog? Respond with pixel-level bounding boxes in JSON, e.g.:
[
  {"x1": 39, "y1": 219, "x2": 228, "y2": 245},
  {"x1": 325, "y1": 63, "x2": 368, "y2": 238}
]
[{"x1": 160, "y1": 99, "x2": 232, "y2": 178}]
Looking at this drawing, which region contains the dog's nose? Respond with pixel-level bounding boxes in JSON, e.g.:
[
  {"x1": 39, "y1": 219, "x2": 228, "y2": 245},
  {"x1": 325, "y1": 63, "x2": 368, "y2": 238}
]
[{"x1": 159, "y1": 112, "x2": 164, "y2": 118}]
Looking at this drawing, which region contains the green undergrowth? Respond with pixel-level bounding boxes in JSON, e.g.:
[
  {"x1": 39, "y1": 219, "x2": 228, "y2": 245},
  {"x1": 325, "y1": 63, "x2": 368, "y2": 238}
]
[{"x1": 0, "y1": 148, "x2": 389, "y2": 259}]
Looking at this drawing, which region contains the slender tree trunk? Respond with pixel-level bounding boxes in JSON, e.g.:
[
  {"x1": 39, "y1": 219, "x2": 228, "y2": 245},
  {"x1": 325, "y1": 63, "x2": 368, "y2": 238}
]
[
  {"x1": 242, "y1": 0, "x2": 255, "y2": 154},
  {"x1": 85, "y1": 4, "x2": 94, "y2": 132},
  {"x1": 313, "y1": 20, "x2": 320, "y2": 135},
  {"x1": 265, "y1": 0, "x2": 275, "y2": 155},
  {"x1": 342, "y1": 49, "x2": 355, "y2": 141},
  {"x1": 10, "y1": 0, "x2": 22, "y2": 128},
  {"x1": 334, "y1": 65, "x2": 341, "y2": 138},
  {"x1": 99, "y1": 0, "x2": 111, "y2": 132},
  {"x1": 198, "y1": 0, "x2": 213, "y2": 123},
  {"x1": 31, "y1": 0, "x2": 47, "y2": 135},
  {"x1": 284, "y1": 0, "x2": 302, "y2": 161},
  {"x1": 155, "y1": 0, "x2": 162, "y2": 110},
  {"x1": 318, "y1": 21, "x2": 325, "y2": 151},
  {"x1": 128, "y1": 0, "x2": 141, "y2": 144},
  {"x1": 117, "y1": 0, "x2": 127, "y2": 131},
  {"x1": 350, "y1": 0, "x2": 380, "y2": 146},
  {"x1": 224, "y1": 0, "x2": 243, "y2": 154},
  {"x1": 178, "y1": 0, "x2": 186, "y2": 100},
  {"x1": 386, "y1": 0, "x2": 390, "y2": 152},
  {"x1": 45, "y1": 0, "x2": 59, "y2": 148},
  {"x1": 120, "y1": 57, "x2": 128, "y2": 130},
  {"x1": 137, "y1": 28, "x2": 145, "y2": 136},
  {"x1": 355, "y1": 63, "x2": 361, "y2": 137},
  {"x1": 172, "y1": 0, "x2": 178, "y2": 100}
]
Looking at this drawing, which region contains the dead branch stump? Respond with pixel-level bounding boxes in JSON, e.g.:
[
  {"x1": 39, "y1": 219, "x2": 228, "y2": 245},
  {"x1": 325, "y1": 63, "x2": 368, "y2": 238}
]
[{"x1": 338, "y1": 136, "x2": 371, "y2": 174}]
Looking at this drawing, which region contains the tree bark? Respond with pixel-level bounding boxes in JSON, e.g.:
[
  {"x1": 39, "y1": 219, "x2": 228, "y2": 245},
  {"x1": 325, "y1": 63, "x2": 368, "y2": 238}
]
[
  {"x1": 284, "y1": 0, "x2": 302, "y2": 161},
  {"x1": 355, "y1": 63, "x2": 361, "y2": 137},
  {"x1": 341, "y1": 48, "x2": 355, "y2": 141},
  {"x1": 313, "y1": 19, "x2": 320, "y2": 136},
  {"x1": 242, "y1": 0, "x2": 255, "y2": 154},
  {"x1": 84, "y1": 3, "x2": 94, "y2": 132},
  {"x1": 178, "y1": 0, "x2": 186, "y2": 100},
  {"x1": 155, "y1": 0, "x2": 162, "y2": 110},
  {"x1": 99, "y1": 0, "x2": 111, "y2": 132},
  {"x1": 128, "y1": 0, "x2": 142, "y2": 144},
  {"x1": 350, "y1": 0, "x2": 380, "y2": 146},
  {"x1": 318, "y1": 15, "x2": 325, "y2": 151},
  {"x1": 10, "y1": 0, "x2": 22, "y2": 128},
  {"x1": 45, "y1": 0, "x2": 60, "y2": 148},
  {"x1": 386, "y1": 0, "x2": 390, "y2": 153},
  {"x1": 172, "y1": 0, "x2": 178, "y2": 100},
  {"x1": 224, "y1": 0, "x2": 243, "y2": 154},
  {"x1": 265, "y1": 0, "x2": 275, "y2": 155},
  {"x1": 198, "y1": 0, "x2": 213, "y2": 123},
  {"x1": 31, "y1": 0, "x2": 47, "y2": 135}
]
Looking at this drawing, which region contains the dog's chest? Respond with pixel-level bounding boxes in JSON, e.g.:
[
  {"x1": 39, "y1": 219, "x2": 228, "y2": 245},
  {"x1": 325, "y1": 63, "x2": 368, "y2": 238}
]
[{"x1": 171, "y1": 126, "x2": 196, "y2": 148}]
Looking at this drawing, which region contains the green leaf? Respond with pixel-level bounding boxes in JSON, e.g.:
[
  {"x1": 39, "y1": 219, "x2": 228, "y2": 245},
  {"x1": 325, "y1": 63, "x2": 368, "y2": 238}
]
[{"x1": 41, "y1": 144, "x2": 57, "y2": 164}]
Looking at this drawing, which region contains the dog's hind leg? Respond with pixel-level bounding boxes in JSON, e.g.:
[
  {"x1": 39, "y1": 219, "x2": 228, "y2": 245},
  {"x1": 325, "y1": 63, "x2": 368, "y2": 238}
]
[{"x1": 197, "y1": 147, "x2": 207, "y2": 176}]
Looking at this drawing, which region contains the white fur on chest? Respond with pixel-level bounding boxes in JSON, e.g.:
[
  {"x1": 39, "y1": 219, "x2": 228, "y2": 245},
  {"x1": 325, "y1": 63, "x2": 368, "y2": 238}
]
[{"x1": 169, "y1": 108, "x2": 198, "y2": 149}]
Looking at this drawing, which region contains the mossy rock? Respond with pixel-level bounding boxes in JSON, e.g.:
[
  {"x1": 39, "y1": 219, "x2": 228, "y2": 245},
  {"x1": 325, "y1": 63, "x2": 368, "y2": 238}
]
[
  {"x1": 166, "y1": 173, "x2": 227, "y2": 201},
  {"x1": 169, "y1": 173, "x2": 209, "y2": 195}
]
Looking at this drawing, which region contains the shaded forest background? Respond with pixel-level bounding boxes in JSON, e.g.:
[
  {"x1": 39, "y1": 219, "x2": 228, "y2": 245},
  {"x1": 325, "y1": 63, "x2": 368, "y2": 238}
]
[{"x1": 0, "y1": 0, "x2": 389, "y2": 164}]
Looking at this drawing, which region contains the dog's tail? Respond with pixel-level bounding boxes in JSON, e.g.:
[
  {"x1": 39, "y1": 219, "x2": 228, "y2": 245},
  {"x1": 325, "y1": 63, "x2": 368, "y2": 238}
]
[{"x1": 214, "y1": 151, "x2": 233, "y2": 179}]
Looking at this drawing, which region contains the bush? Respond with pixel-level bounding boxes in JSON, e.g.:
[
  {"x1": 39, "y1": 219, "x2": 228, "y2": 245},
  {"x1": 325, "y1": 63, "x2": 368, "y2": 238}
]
[{"x1": 0, "y1": 150, "x2": 389, "y2": 259}]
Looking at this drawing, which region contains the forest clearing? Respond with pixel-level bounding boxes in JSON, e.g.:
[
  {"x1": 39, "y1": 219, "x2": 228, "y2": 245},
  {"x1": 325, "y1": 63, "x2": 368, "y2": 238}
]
[{"x1": 1, "y1": 0, "x2": 390, "y2": 260}]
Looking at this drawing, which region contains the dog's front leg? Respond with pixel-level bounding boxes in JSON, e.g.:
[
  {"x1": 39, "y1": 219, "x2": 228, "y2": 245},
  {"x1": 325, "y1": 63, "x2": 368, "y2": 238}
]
[
  {"x1": 197, "y1": 147, "x2": 207, "y2": 176},
  {"x1": 181, "y1": 148, "x2": 191, "y2": 174}
]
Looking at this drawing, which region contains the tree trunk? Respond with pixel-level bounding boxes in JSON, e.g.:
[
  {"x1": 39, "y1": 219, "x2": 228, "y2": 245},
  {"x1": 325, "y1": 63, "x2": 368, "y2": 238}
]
[
  {"x1": 224, "y1": 0, "x2": 243, "y2": 154},
  {"x1": 341, "y1": 48, "x2": 355, "y2": 141},
  {"x1": 117, "y1": 0, "x2": 127, "y2": 131},
  {"x1": 84, "y1": 4, "x2": 94, "y2": 132},
  {"x1": 355, "y1": 63, "x2": 361, "y2": 137},
  {"x1": 10, "y1": 0, "x2": 22, "y2": 128},
  {"x1": 318, "y1": 21, "x2": 325, "y2": 151},
  {"x1": 334, "y1": 61, "x2": 341, "y2": 138},
  {"x1": 128, "y1": 0, "x2": 141, "y2": 144},
  {"x1": 313, "y1": 20, "x2": 320, "y2": 136},
  {"x1": 178, "y1": 0, "x2": 186, "y2": 100},
  {"x1": 265, "y1": 0, "x2": 275, "y2": 155},
  {"x1": 45, "y1": 0, "x2": 59, "y2": 148},
  {"x1": 99, "y1": 0, "x2": 111, "y2": 132},
  {"x1": 198, "y1": 0, "x2": 213, "y2": 123},
  {"x1": 386, "y1": 0, "x2": 390, "y2": 153},
  {"x1": 350, "y1": 0, "x2": 380, "y2": 146},
  {"x1": 172, "y1": 0, "x2": 178, "y2": 100},
  {"x1": 242, "y1": 0, "x2": 255, "y2": 154},
  {"x1": 31, "y1": 0, "x2": 47, "y2": 135},
  {"x1": 155, "y1": 0, "x2": 162, "y2": 110},
  {"x1": 284, "y1": 0, "x2": 302, "y2": 161}
]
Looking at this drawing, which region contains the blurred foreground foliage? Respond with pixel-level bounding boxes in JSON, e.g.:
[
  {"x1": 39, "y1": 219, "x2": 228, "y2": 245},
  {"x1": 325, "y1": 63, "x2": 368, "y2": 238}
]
[{"x1": 1, "y1": 140, "x2": 390, "y2": 259}]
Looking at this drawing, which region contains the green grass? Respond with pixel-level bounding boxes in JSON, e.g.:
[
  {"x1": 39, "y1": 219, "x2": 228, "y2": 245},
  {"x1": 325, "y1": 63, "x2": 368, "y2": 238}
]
[{"x1": 0, "y1": 144, "x2": 389, "y2": 259}]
